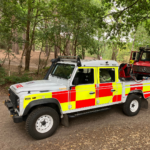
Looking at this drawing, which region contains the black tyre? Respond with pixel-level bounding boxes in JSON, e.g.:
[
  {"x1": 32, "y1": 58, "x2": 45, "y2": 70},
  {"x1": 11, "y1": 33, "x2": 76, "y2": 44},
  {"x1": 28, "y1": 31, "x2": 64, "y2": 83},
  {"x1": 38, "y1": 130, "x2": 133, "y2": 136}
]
[
  {"x1": 25, "y1": 107, "x2": 59, "y2": 140},
  {"x1": 123, "y1": 94, "x2": 141, "y2": 116}
]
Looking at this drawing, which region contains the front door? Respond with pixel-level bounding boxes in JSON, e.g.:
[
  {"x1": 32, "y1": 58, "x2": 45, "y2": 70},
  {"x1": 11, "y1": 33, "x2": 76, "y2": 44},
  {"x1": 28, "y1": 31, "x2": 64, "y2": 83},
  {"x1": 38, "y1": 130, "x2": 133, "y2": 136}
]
[{"x1": 69, "y1": 67, "x2": 97, "y2": 110}]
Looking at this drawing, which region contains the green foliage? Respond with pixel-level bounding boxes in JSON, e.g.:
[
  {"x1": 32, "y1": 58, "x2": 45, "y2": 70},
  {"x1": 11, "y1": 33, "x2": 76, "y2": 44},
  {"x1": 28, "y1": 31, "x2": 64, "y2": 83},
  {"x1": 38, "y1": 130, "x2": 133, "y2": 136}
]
[
  {"x1": 132, "y1": 25, "x2": 150, "y2": 49},
  {"x1": 0, "y1": 0, "x2": 150, "y2": 69},
  {"x1": 0, "y1": 67, "x2": 7, "y2": 85},
  {"x1": 0, "y1": 67, "x2": 32, "y2": 85},
  {"x1": 117, "y1": 49, "x2": 130, "y2": 63}
]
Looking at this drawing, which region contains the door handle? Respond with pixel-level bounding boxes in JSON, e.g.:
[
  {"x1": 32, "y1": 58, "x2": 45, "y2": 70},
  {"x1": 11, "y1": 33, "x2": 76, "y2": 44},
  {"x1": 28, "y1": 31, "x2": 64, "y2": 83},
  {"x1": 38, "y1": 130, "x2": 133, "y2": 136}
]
[
  {"x1": 111, "y1": 89, "x2": 116, "y2": 92},
  {"x1": 89, "y1": 91, "x2": 95, "y2": 95}
]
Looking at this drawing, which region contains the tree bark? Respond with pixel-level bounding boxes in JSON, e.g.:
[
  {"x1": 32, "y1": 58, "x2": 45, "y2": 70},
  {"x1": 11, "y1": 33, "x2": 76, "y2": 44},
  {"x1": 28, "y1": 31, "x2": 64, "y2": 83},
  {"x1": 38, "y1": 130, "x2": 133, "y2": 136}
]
[
  {"x1": 24, "y1": 1, "x2": 31, "y2": 71},
  {"x1": 111, "y1": 45, "x2": 119, "y2": 60},
  {"x1": 97, "y1": 47, "x2": 100, "y2": 60},
  {"x1": 37, "y1": 46, "x2": 43, "y2": 75},
  {"x1": 71, "y1": 42, "x2": 74, "y2": 56},
  {"x1": 66, "y1": 40, "x2": 70, "y2": 55},
  {"x1": 22, "y1": 33, "x2": 26, "y2": 50},
  {"x1": 54, "y1": 45, "x2": 58, "y2": 58},
  {"x1": 82, "y1": 46, "x2": 85, "y2": 59},
  {"x1": 44, "y1": 46, "x2": 51, "y2": 68},
  {"x1": 25, "y1": 1, "x2": 38, "y2": 71},
  {"x1": 15, "y1": 42, "x2": 19, "y2": 54},
  {"x1": 45, "y1": 42, "x2": 49, "y2": 55},
  {"x1": 132, "y1": 34, "x2": 135, "y2": 51},
  {"x1": 74, "y1": 39, "x2": 77, "y2": 56}
]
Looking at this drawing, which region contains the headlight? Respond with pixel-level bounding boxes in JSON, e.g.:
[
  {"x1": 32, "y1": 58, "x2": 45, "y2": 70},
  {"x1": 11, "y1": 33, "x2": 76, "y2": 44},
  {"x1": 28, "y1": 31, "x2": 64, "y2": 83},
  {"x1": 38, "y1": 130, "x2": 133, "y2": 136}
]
[{"x1": 17, "y1": 98, "x2": 20, "y2": 109}]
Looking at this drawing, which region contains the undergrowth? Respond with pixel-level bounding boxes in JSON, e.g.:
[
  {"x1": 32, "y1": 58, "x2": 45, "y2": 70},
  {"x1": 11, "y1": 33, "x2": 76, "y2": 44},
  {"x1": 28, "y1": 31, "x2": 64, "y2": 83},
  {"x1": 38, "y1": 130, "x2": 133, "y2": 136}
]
[{"x1": 0, "y1": 67, "x2": 33, "y2": 85}]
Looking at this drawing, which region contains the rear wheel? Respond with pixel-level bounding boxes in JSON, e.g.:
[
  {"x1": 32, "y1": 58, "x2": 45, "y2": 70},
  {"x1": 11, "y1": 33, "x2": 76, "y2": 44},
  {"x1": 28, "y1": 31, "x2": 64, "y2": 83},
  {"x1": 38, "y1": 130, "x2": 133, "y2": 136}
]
[
  {"x1": 123, "y1": 94, "x2": 141, "y2": 116},
  {"x1": 25, "y1": 107, "x2": 59, "y2": 140}
]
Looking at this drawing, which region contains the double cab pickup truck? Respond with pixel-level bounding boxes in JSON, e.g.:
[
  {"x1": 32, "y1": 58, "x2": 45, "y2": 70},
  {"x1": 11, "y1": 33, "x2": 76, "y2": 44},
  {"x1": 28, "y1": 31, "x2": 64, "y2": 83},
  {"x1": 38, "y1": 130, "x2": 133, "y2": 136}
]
[{"x1": 5, "y1": 56, "x2": 150, "y2": 140}]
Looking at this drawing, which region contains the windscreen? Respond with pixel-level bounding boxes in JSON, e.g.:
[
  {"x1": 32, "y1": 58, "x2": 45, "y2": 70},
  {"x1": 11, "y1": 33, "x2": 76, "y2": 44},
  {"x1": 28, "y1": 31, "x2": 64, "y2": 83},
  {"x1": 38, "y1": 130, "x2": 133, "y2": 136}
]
[
  {"x1": 131, "y1": 52, "x2": 140, "y2": 61},
  {"x1": 52, "y1": 64, "x2": 75, "y2": 79},
  {"x1": 141, "y1": 52, "x2": 150, "y2": 61}
]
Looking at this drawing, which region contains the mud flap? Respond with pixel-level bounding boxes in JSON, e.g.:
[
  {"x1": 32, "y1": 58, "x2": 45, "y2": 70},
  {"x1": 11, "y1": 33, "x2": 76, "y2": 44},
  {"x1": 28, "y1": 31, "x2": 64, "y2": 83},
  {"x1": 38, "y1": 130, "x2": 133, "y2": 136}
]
[
  {"x1": 61, "y1": 114, "x2": 69, "y2": 127},
  {"x1": 141, "y1": 99, "x2": 148, "y2": 109}
]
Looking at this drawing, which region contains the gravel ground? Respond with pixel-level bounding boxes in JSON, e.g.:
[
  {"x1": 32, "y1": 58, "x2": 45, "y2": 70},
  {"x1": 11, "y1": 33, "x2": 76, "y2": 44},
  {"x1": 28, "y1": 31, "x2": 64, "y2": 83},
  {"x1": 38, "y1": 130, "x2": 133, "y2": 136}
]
[{"x1": 1, "y1": 96, "x2": 150, "y2": 150}]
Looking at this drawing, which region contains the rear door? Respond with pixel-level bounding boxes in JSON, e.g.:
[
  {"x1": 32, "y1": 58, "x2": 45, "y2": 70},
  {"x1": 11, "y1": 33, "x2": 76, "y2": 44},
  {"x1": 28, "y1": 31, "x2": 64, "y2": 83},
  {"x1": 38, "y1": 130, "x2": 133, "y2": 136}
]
[{"x1": 96, "y1": 67, "x2": 120, "y2": 105}]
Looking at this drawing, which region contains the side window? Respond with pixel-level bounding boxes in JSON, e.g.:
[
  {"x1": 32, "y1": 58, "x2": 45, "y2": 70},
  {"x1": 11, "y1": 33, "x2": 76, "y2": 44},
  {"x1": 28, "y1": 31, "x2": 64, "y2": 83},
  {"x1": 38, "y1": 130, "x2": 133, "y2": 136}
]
[
  {"x1": 100, "y1": 68, "x2": 115, "y2": 83},
  {"x1": 73, "y1": 68, "x2": 94, "y2": 85}
]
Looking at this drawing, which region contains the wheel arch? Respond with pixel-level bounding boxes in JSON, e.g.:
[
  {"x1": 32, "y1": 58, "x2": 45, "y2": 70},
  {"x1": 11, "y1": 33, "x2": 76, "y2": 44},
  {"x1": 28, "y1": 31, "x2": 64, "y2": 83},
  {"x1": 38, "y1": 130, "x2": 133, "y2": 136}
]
[
  {"x1": 127, "y1": 90, "x2": 146, "y2": 99},
  {"x1": 23, "y1": 98, "x2": 63, "y2": 118},
  {"x1": 126, "y1": 90, "x2": 148, "y2": 109}
]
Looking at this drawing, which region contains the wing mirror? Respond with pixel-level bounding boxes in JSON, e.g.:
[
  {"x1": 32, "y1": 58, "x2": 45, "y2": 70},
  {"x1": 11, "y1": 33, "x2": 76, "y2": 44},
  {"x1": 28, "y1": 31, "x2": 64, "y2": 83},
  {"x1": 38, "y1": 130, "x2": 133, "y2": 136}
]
[{"x1": 73, "y1": 77, "x2": 79, "y2": 86}]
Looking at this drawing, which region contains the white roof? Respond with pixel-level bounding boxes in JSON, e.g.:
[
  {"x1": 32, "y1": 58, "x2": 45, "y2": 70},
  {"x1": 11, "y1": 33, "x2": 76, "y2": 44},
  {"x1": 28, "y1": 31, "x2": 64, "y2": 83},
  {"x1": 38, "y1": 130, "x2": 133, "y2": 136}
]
[
  {"x1": 58, "y1": 60, "x2": 119, "y2": 67},
  {"x1": 81, "y1": 60, "x2": 119, "y2": 67}
]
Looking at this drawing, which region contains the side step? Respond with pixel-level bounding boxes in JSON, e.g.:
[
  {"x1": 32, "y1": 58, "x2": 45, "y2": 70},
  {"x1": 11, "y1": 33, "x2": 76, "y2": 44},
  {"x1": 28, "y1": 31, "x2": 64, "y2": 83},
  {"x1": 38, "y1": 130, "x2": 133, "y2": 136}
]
[
  {"x1": 61, "y1": 107, "x2": 111, "y2": 127},
  {"x1": 68, "y1": 107, "x2": 111, "y2": 118}
]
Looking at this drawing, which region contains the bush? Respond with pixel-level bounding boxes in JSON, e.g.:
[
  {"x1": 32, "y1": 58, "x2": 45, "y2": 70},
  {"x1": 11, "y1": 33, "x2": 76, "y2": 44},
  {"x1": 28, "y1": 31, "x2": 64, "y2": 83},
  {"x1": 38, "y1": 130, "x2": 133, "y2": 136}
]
[
  {"x1": 5, "y1": 73, "x2": 33, "y2": 84},
  {"x1": 0, "y1": 67, "x2": 33, "y2": 85},
  {"x1": 0, "y1": 67, "x2": 7, "y2": 85}
]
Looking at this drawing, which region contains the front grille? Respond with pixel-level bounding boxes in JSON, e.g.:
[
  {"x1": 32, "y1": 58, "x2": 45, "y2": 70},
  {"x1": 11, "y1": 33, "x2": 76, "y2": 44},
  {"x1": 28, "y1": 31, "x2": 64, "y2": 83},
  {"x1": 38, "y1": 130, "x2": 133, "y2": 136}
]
[
  {"x1": 133, "y1": 66, "x2": 150, "y2": 73},
  {"x1": 9, "y1": 89, "x2": 19, "y2": 109}
]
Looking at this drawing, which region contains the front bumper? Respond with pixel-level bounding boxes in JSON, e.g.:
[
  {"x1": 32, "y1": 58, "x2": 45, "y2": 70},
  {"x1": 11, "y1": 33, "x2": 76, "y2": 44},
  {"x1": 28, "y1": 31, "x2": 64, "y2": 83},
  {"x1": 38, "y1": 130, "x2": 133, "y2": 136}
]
[{"x1": 5, "y1": 100, "x2": 23, "y2": 123}]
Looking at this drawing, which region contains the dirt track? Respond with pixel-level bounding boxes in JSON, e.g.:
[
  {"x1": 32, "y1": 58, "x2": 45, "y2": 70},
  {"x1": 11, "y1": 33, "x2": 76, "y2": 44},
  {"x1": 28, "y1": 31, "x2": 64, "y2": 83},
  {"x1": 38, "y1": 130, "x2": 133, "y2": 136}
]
[{"x1": 1, "y1": 96, "x2": 150, "y2": 150}]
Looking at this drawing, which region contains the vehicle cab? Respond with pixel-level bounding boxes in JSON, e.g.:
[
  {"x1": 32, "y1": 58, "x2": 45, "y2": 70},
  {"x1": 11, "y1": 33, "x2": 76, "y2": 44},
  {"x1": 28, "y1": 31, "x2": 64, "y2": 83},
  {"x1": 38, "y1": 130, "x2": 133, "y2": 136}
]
[{"x1": 120, "y1": 47, "x2": 150, "y2": 80}]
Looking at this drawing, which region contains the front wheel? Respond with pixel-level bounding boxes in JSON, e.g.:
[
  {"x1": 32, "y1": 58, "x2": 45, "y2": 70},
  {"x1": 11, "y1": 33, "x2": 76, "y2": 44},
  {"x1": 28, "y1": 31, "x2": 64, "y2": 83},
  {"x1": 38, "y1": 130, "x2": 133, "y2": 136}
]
[
  {"x1": 25, "y1": 107, "x2": 59, "y2": 140},
  {"x1": 123, "y1": 94, "x2": 141, "y2": 116}
]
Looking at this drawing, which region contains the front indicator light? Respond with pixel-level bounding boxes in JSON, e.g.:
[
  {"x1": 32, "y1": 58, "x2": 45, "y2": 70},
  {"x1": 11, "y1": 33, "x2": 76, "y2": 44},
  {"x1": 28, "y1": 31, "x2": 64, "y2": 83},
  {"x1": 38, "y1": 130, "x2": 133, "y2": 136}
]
[{"x1": 25, "y1": 98, "x2": 31, "y2": 100}]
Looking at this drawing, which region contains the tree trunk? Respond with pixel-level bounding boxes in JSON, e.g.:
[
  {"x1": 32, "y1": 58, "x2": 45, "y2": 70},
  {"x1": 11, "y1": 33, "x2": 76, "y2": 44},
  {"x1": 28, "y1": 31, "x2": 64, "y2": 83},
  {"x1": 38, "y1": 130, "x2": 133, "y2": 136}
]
[
  {"x1": 25, "y1": 4, "x2": 31, "y2": 71},
  {"x1": 22, "y1": 33, "x2": 26, "y2": 50},
  {"x1": 111, "y1": 45, "x2": 119, "y2": 61},
  {"x1": 7, "y1": 41, "x2": 12, "y2": 76},
  {"x1": 1, "y1": 53, "x2": 8, "y2": 66},
  {"x1": 132, "y1": 34, "x2": 135, "y2": 51},
  {"x1": 44, "y1": 46, "x2": 51, "y2": 68},
  {"x1": 66, "y1": 40, "x2": 70, "y2": 55},
  {"x1": 18, "y1": 46, "x2": 26, "y2": 74},
  {"x1": 12, "y1": 42, "x2": 15, "y2": 52},
  {"x1": 25, "y1": 1, "x2": 38, "y2": 71},
  {"x1": 97, "y1": 47, "x2": 100, "y2": 60},
  {"x1": 37, "y1": 46, "x2": 43, "y2": 75},
  {"x1": 82, "y1": 47, "x2": 85, "y2": 59},
  {"x1": 54, "y1": 45, "x2": 58, "y2": 58},
  {"x1": 15, "y1": 43, "x2": 19, "y2": 54},
  {"x1": 45, "y1": 42, "x2": 49, "y2": 55},
  {"x1": 74, "y1": 39, "x2": 77, "y2": 56},
  {"x1": 71, "y1": 42, "x2": 74, "y2": 56}
]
